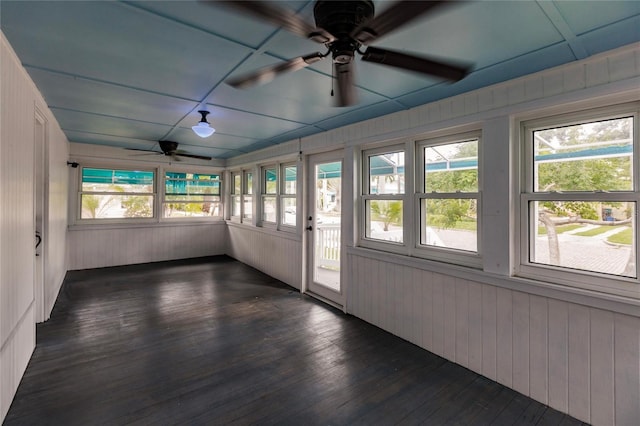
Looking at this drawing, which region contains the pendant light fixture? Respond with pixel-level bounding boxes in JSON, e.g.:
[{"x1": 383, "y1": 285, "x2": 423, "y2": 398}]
[{"x1": 192, "y1": 110, "x2": 215, "y2": 138}]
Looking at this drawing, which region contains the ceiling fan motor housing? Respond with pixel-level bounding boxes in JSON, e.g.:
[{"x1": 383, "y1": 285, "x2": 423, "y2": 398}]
[{"x1": 314, "y1": 0, "x2": 375, "y2": 63}]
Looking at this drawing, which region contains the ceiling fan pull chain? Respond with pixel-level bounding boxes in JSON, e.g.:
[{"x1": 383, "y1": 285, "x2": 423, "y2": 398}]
[{"x1": 330, "y1": 63, "x2": 334, "y2": 97}]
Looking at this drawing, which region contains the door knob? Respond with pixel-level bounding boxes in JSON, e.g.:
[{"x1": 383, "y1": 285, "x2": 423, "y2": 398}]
[{"x1": 306, "y1": 226, "x2": 313, "y2": 231}]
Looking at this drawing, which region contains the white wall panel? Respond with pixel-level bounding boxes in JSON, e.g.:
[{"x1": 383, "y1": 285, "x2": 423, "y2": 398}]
[
  {"x1": 568, "y1": 303, "x2": 591, "y2": 423},
  {"x1": 1, "y1": 34, "x2": 68, "y2": 422},
  {"x1": 548, "y1": 299, "x2": 569, "y2": 413},
  {"x1": 614, "y1": 313, "x2": 640, "y2": 425},
  {"x1": 529, "y1": 295, "x2": 549, "y2": 404},
  {"x1": 512, "y1": 291, "x2": 530, "y2": 396},
  {"x1": 495, "y1": 287, "x2": 513, "y2": 388},
  {"x1": 67, "y1": 223, "x2": 226, "y2": 270},
  {"x1": 226, "y1": 224, "x2": 302, "y2": 289},
  {"x1": 346, "y1": 253, "x2": 639, "y2": 426},
  {"x1": 480, "y1": 284, "x2": 497, "y2": 380},
  {"x1": 44, "y1": 121, "x2": 69, "y2": 318},
  {"x1": 590, "y1": 309, "x2": 615, "y2": 426}
]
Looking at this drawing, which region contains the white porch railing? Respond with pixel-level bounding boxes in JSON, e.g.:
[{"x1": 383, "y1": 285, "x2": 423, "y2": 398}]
[{"x1": 315, "y1": 224, "x2": 340, "y2": 270}]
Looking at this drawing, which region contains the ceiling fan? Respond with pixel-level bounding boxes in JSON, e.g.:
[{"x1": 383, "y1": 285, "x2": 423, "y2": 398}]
[
  {"x1": 127, "y1": 141, "x2": 212, "y2": 161},
  {"x1": 212, "y1": 0, "x2": 471, "y2": 106}
]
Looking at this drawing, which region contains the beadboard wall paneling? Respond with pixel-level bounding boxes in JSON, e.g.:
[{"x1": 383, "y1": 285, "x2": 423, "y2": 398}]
[
  {"x1": 42, "y1": 109, "x2": 69, "y2": 319},
  {"x1": 226, "y1": 224, "x2": 302, "y2": 290},
  {"x1": 1, "y1": 34, "x2": 36, "y2": 421},
  {"x1": 67, "y1": 223, "x2": 227, "y2": 270},
  {"x1": 1, "y1": 33, "x2": 69, "y2": 421},
  {"x1": 346, "y1": 253, "x2": 640, "y2": 425}
]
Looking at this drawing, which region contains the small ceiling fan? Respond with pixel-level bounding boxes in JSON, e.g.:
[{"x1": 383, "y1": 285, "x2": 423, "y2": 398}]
[
  {"x1": 127, "y1": 141, "x2": 212, "y2": 161},
  {"x1": 210, "y1": 0, "x2": 471, "y2": 106}
]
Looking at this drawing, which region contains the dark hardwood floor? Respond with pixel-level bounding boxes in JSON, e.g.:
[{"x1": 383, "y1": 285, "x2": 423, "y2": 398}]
[{"x1": 5, "y1": 256, "x2": 586, "y2": 425}]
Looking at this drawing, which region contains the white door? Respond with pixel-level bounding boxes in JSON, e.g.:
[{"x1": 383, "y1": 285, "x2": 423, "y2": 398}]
[{"x1": 306, "y1": 151, "x2": 345, "y2": 307}]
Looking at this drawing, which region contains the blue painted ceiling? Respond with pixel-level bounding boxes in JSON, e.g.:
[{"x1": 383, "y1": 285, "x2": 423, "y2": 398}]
[{"x1": 2, "y1": 1, "x2": 639, "y2": 160}]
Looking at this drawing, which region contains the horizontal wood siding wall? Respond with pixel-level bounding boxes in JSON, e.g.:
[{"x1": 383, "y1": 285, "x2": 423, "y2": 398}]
[
  {"x1": 67, "y1": 223, "x2": 227, "y2": 270},
  {"x1": 347, "y1": 253, "x2": 640, "y2": 425},
  {"x1": 227, "y1": 225, "x2": 302, "y2": 290}
]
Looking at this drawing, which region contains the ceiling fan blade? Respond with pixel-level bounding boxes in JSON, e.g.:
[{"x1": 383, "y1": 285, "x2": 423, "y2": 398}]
[
  {"x1": 335, "y1": 62, "x2": 357, "y2": 107},
  {"x1": 175, "y1": 152, "x2": 213, "y2": 161},
  {"x1": 226, "y1": 52, "x2": 326, "y2": 89},
  {"x1": 352, "y1": 0, "x2": 448, "y2": 44},
  {"x1": 361, "y1": 46, "x2": 470, "y2": 81},
  {"x1": 125, "y1": 147, "x2": 158, "y2": 153},
  {"x1": 213, "y1": 1, "x2": 335, "y2": 43}
]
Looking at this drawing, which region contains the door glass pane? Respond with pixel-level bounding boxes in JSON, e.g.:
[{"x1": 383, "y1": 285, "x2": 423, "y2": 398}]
[{"x1": 313, "y1": 161, "x2": 341, "y2": 291}]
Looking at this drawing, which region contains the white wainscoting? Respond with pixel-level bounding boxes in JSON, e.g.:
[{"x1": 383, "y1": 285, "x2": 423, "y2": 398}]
[
  {"x1": 347, "y1": 252, "x2": 640, "y2": 425},
  {"x1": 67, "y1": 223, "x2": 227, "y2": 270},
  {"x1": 227, "y1": 223, "x2": 302, "y2": 290}
]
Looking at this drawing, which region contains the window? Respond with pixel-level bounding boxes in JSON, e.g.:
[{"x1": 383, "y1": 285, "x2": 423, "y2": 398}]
[
  {"x1": 281, "y1": 164, "x2": 297, "y2": 227},
  {"x1": 262, "y1": 166, "x2": 277, "y2": 224},
  {"x1": 79, "y1": 167, "x2": 154, "y2": 220},
  {"x1": 243, "y1": 171, "x2": 253, "y2": 221},
  {"x1": 362, "y1": 148, "x2": 405, "y2": 244},
  {"x1": 231, "y1": 172, "x2": 241, "y2": 218},
  {"x1": 163, "y1": 172, "x2": 221, "y2": 218},
  {"x1": 521, "y1": 105, "x2": 638, "y2": 290},
  {"x1": 417, "y1": 134, "x2": 480, "y2": 254}
]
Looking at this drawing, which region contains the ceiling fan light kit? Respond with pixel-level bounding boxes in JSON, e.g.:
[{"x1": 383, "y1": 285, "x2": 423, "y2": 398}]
[
  {"x1": 192, "y1": 110, "x2": 215, "y2": 138},
  {"x1": 215, "y1": 0, "x2": 472, "y2": 107}
]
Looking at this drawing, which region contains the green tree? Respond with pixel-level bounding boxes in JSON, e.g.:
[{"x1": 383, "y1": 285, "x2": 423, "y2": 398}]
[
  {"x1": 370, "y1": 200, "x2": 402, "y2": 231},
  {"x1": 122, "y1": 196, "x2": 152, "y2": 218}
]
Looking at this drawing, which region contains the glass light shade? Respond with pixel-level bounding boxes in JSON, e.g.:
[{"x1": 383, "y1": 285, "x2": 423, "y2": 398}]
[{"x1": 192, "y1": 122, "x2": 215, "y2": 138}]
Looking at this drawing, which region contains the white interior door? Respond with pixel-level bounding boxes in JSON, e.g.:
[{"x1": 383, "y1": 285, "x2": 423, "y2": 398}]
[{"x1": 306, "y1": 151, "x2": 345, "y2": 307}]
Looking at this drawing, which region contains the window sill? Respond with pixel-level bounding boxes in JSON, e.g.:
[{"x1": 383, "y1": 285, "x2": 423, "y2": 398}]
[{"x1": 69, "y1": 220, "x2": 225, "y2": 232}]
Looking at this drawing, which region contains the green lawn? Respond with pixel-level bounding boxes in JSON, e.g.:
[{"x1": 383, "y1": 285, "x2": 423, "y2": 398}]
[
  {"x1": 538, "y1": 224, "x2": 583, "y2": 235},
  {"x1": 574, "y1": 225, "x2": 624, "y2": 237},
  {"x1": 607, "y1": 227, "x2": 633, "y2": 245}
]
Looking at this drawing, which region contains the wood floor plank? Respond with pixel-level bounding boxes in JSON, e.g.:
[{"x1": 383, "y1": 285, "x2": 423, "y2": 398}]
[{"x1": 4, "y1": 256, "x2": 584, "y2": 425}]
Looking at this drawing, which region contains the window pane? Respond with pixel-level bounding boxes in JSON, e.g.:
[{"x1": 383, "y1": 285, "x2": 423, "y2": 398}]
[
  {"x1": 283, "y1": 166, "x2": 297, "y2": 194},
  {"x1": 244, "y1": 172, "x2": 253, "y2": 194},
  {"x1": 368, "y1": 151, "x2": 404, "y2": 194},
  {"x1": 163, "y1": 201, "x2": 220, "y2": 218},
  {"x1": 264, "y1": 168, "x2": 277, "y2": 194},
  {"x1": 533, "y1": 117, "x2": 633, "y2": 192},
  {"x1": 82, "y1": 168, "x2": 153, "y2": 193},
  {"x1": 529, "y1": 201, "x2": 635, "y2": 277},
  {"x1": 262, "y1": 196, "x2": 276, "y2": 222},
  {"x1": 165, "y1": 173, "x2": 220, "y2": 196},
  {"x1": 422, "y1": 198, "x2": 477, "y2": 252},
  {"x1": 233, "y1": 174, "x2": 241, "y2": 194},
  {"x1": 281, "y1": 197, "x2": 296, "y2": 226},
  {"x1": 231, "y1": 195, "x2": 241, "y2": 217},
  {"x1": 81, "y1": 194, "x2": 153, "y2": 219},
  {"x1": 425, "y1": 140, "x2": 478, "y2": 192},
  {"x1": 365, "y1": 200, "x2": 403, "y2": 243},
  {"x1": 243, "y1": 197, "x2": 252, "y2": 220}
]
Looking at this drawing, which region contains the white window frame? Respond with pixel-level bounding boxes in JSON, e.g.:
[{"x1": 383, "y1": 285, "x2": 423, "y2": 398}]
[
  {"x1": 260, "y1": 164, "x2": 278, "y2": 227},
  {"x1": 517, "y1": 102, "x2": 640, "y2": 298},
  {"x1": 279, "y1": 162, "x2": 298, "y2": 230},
  {"x1": 242, "y1": 170, "x2": 253, "y2": 223},
  {"x1": 75, "y1": 164, "x2": 157, "y2": 224},
  {"x1": 415, "y1": 131, "x2": 482, "y2": 268},
  {"x1": 359, "y1": 144, "x2": 408, "y2": 254},
  {"x1": 161, "y1": 169, "x2": 222, "y2": 221},
  {"x1": 229, "y1": 171, "x2": 242, "y2": 222}
]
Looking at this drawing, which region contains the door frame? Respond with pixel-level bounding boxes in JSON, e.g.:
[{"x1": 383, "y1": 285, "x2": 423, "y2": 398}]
[
  {"x1": 34, "y1": 109, "x2": 48, "y2": 323},
  {"x1": 304, "y1": 149, "x2": 346, "y2": 309}
]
